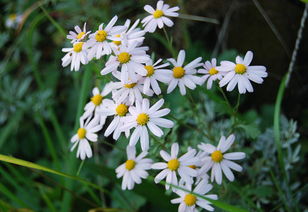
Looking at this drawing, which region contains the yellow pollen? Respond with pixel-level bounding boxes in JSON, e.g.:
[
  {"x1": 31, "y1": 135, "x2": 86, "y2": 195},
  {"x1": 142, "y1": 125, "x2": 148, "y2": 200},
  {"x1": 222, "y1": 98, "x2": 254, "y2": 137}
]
[
  {"x1": 136, "y1": 113, "x2": 149, "y2": 125},
  {"x1": 95, "y1": 30, "x2": 108, "y2": 42},
  {"x1": 211, "y1": 150, "x2": 223, "y2": 163},
  {"x1": 209, "y1": 67, "x2": 218, "y2": 75},
  {"x1": 77, "y1": 128, "x2": 86, "y2": 139},
  {"x1": 153, "y1": 10, "x2": 164, "y2": 18},
  {"x1": 9, "y1": 14, "x2": 17, "y2": 20},
  {"x1": 124, "y1": 83, "x2": 136, "y2": 88},
  {"x1": 188, "y1": 165, "x2": 197, "y2": 169},
  {"x1": 145, "y1": 65, "x2": 155, "y2": 77},
  {"x1": 73, "y1": 42, "x2": 84, "y2": 52},
  {"x1": 116, "y1": 104, "x2": 128, "y2": 116},
  {"x1": 167, "y1": 159, "x2": 180, "y2": 171},
  {"x1": 173, "y1": 66, "x2": 185, "y2": 78},
  {"x1": 91, "y1": 94, "x2": 103, "y2": 106},
  {"x1": 113, "y1": 34, "x2": 122, "y2": 46},
  {"x1": 184, "y1": 194, "x2": 197, "y2": 206},
  {"x1": 76, "y1": 31, "x2": 85, "y2": 39},
  {"x1": 235, "y1": 64, "x2": 247, "y2": 74},
  {"x1": 118, "y1": 52, "x2": 131, "y2": 64},
  {"x1": 125, "y1": 159, "x2": 136, "y2": 170}
]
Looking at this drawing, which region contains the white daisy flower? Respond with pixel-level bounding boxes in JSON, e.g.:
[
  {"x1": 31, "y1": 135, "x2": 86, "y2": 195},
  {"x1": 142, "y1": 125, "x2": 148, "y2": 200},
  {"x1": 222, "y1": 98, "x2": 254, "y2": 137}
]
[
  {"x1": 83, "y1": 86, "x2": 113, "y2": 119},
  {"x1": 198, "y1": 134, "x2": 246, "y2": 185},
  {"x1": 142, "y1": 0, "x2": 180, "y2": 33},
  {"x1": 98, "y1": 99, "x2": 131, "y2": 140},
  {"x1": 87, "y1": 16, "x2": 127, "y2": 60},
  {"x1": 143, "y1": 58, "x2": 171, "y2": 95},
  {"x1": 61, "y1": 41, "x2": 89, "y2": 71},
  {"x1": 115, "y1": 145, "x2": 153, "y2": 190},
  {"x1": 66, "y1": 23, "x2": 90, "y2": 43},
  {"x1": 101, "y1": 42, "x2": 150, "y2": 82},
  {"x1": 110, "y1": 19, "x2": 146, "y2": 48},
  {"x1": 218, "y1": 51, "x2": 268, "y2": 94},
  {"x1": 5, "y1": 13, "x2": 23, "y2": 29},
  {"x1": 165, "y1": 50, "x2": 203, "y2": 95},
  {"x1": 171, "y1": 180, "x2": 218, "y2": 212},
  {"x1": 198, "y1": 58, "x2": 224, "y2": 89},
  {"x1": 121, "y1": 98, "x2": 174, "y2": 151},
  {"x1": 109, "y1": 74, "x2": 153, "y2": 105},
  {"x1": 152, "y1": 143, "x2": 198, "y2": 190},
  {"x1": 70, "y1": 116, "x2": 103, "y2": 160}
]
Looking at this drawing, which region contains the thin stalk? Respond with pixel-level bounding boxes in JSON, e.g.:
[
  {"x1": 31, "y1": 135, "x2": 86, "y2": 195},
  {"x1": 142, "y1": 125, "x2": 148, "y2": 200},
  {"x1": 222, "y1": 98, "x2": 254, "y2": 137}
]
[{"x1": 39, "y1": 4, "x2": 66, "y2": 37}]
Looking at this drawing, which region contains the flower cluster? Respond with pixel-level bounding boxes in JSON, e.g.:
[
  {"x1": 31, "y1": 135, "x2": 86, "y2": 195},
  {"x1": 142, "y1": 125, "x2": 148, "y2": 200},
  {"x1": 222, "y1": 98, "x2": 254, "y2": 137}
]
[{"x1": 62, "y1": 1, "x2": 267, "y2": 211}]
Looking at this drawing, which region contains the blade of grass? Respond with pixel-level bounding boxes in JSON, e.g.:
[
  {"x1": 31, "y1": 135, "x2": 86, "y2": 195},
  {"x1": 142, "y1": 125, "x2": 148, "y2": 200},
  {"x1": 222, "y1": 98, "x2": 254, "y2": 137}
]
[
  {"x1": 0, "y1": 110, "x2": 23, "y2": 149},
  {"x1": 251, "y1": 0, "x2": 290, "y2": 57},
  {"x1": 0, "y1": 182, "x2": 30, "y2": 208},
  {"x1": 39, "y1": 4, "x2": 66, "y2": 37},
  {"x1": 37, "y1": 185, "x2": 57, "y2": 212},
  {"x1": 0, "y1": 154, "x2": 106, "y2": 194},
  {"x1": 178, "y1": 14, "x2": 219, "y2": 24},
  {"x1": 37, "y1": 115, "x2": 60, "y2": 168}
]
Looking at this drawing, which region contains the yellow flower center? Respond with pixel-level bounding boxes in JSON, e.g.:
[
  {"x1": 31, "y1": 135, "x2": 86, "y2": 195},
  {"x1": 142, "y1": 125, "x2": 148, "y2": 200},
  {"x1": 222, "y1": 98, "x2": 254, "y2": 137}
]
[
  {"x1": 187, "y1": 165, "x2": 197, "y2": 169},
  {"x1": 184, "y1": 194, "x2": 197, "y2": 206},
  {"x1": 118, "y1": 52, "x2": 131, "y2": 64},
  {"x1": 136, "y1": 113, "x2": 149, "y2": 125},
  {"x1": 76, "y1": 31, "x2": 85, "y2": 39},
  {"x1": 125, "y1": 159, "x2": 136, "y2": 170},
  {"x1": 173, "y1": 66, "x2": 185, "y2": 78},
  {"x1": 235, "y1": 64, "x2": 247, "y2": 74},
  {"x1": 116, "y1": 104, "x2": 128, "y2": 116},
  {"x1": 211, "y1": 150, "x2": 223, "y2": 163},
  {"x1": 73, "y1": 42, "x2": 84, "y2": 52},
  {"x1": 145, "y1": 65, "x2": 155, "y2": 77},
  {"x1": 9, "y1": 14, "x2": 17, "y2": 20},
  {"x1": 91, "y1": 94, "x2": 103, "y2": 106},
  {"x1": 153, "y1": 10, "x2": 164, "y2": 18},
  {"x1": 124, "y1": 83, "x2": 136, "y2": 89},
  {"x1": 95, "y1": 30, "x2": 108, "y2": 42},
  {"x1": 113, "y1": 34, "x2": 122, "y2": 46},
  {"x1": 77, "y1": 128, "x2": 86, "y2": 139},
  {"x1": 209, "y1": 67, "x2": 218, "y2": 75},
  {"x1": 167, "y1": 159, "x2": 180, "y2": 171}
]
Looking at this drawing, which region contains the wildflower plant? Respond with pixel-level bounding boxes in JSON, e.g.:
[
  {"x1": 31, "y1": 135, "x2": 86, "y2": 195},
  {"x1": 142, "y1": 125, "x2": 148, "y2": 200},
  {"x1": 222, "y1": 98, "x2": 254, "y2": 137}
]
[{"x1": 58, "y1": 1, "x2": 272, "y2": 211}]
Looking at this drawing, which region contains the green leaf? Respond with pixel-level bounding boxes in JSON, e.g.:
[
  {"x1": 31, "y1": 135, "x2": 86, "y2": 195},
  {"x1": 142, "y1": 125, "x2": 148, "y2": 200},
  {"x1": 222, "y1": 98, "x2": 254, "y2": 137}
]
[
  {"x1": 237, "y1": 124, "x2": 261, "y2": 139},
  {"x1": 299, "y1": 0, "x2": 308, "y2": 3}
]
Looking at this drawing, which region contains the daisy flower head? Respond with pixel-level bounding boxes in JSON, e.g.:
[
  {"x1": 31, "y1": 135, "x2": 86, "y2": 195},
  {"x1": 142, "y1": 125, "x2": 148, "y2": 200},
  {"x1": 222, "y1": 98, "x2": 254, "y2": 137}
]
[
  {"x1": 100, "y1": 42, "x2": 150, "y2": 83},
  {"x1": 198, "y1": 134, "x2": 246, "y2": 185},
  {"x1": 218, "y1": 50, "x2": 268, "y2": 94},
  {"x1": 5, "y1": 13, "x2": 23, "y2": 29},
  {"x1": 61, "y1": 41, "x2": 89, "y2": 71},
  {"x1": 198, "y1": 58, "x2": 224, "y2": 89},
  {"x1": 70, "y1": 116, "x2": 103, "y2": 160},
  {"x1": 165, "y1": 50, "x2": 203, "y2": 95},
  {"x1": 142, "y1": 0, "x2": 180, "y2": 33},
  {"x1": 171, "y1": 180, "x2": 218, "y2": 212},
  {"x1": 152, "y1": 143, "x2": 198, "y2": 190},
  {"x1": 121, "y1": 98, "x2": 174, "y2": 151},
  {"x1": 109, "y1": 73, "x2": 153, "y2": 105},
  {"x1": 87, "y1": 16, "x2": 127, "y2": 60},
  {"x1": 143, "y1": 58, "x2": 171, "y2": 95},
  {"x1": 98, "y1": 99, "x2": 131, "y2": 140},
  {"x1": 110, "y1": 19, "x2": 146, "y2": 48},
  {"x1": 115, "y1": 145, "x2": 152, "y2": 190},
  {"x1": 66, "y1": 23, "x2": 90, "y2": 43},
  {"x1": 83, "y1": 85, "x2": 113, "y2": 119}
]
